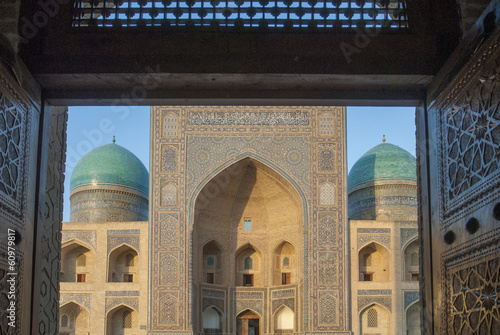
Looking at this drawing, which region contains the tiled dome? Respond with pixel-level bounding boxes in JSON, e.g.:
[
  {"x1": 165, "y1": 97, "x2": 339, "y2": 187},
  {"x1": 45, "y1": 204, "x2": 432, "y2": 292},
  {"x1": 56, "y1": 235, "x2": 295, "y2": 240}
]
[
  {"x1": 70, "y1": 143, "x2": 149, "y2": 197},
  {"x1": 348, "y1": 143, "x2": 416, "y2": 194}
]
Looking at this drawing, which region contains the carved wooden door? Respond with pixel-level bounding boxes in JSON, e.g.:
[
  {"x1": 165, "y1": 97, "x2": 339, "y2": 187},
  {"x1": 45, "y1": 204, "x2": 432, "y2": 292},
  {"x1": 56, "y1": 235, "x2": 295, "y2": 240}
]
[
  {"x1": 419, "y1": 23, "x2": 500, "y2": 334},
  {"x1": 0, "y1": 62, "x2": 42, "y2": 333}
]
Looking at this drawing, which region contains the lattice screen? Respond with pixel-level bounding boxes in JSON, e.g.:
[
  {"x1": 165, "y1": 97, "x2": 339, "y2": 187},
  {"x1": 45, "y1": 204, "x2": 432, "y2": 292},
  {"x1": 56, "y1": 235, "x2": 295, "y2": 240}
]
[{"x1": 72, "y1": 0, "x2": 408, "y2": 28}]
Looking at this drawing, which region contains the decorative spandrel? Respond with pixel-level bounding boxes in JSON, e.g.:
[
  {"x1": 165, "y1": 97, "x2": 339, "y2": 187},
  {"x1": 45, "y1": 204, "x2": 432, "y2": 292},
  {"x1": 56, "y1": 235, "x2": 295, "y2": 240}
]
[{"x1": 72, "y1": 0, "x2": 408, "y2": 29}]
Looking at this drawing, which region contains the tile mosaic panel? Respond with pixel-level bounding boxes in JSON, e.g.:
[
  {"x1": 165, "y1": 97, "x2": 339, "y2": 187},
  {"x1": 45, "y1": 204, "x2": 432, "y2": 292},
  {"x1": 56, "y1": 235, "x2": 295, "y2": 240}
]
[{"x1": 62, "y1": 231, "x2": 97, "y2": 250}]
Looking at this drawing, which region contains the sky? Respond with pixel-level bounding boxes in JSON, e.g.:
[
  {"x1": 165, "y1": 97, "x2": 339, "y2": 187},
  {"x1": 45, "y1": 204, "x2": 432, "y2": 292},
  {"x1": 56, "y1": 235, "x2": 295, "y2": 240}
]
[{"x1": 62, "y1": 106, "x2": 416, "y2": 221}]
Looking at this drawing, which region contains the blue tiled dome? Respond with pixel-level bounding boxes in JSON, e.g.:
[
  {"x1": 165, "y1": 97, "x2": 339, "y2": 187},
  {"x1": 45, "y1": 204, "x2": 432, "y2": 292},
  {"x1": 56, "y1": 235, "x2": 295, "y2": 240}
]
[
  {"x1": 70, "y1": 143, "x2": 149, "y2": 196},
  {"x1": 348, "y1": 143, "x2": 416, "y2": 193}
]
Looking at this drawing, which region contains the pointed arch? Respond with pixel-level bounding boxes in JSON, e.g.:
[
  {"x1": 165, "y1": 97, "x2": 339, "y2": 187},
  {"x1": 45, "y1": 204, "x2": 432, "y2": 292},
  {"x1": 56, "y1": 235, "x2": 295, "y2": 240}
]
[
  {"x1": 59, "y1": 301, "x2": 90, "y2": 334},
  {"x1": 235, "y1": 242, "x2": 262, "y2": 287},
  {"x1": 202, "y1": 306, "x2": 223, "y2": 333},
  {"x1": 108, "y1": 244, "x2": 139, "y2": 282},
  {"x1": 188, "y1": 152, "x2": 308, "y2": 227},
  {"x1": 61, "y1": 241, "x2": 94, "y2": 282},
  {"x1": 106, "y1": 304, "x2": 138, "y2": 335},
  {"x1": 405, "y1": 300, "x2": 421, "y2": 335},
  {"x1": 273, "y1": 240, "x2": 296, "y2": 285},
  {"x1": 359, "y1": 303, "x2": 390, "y2": 335},
  {"x1": 403, "y1": 239, "x2": 420, "y2": 281},
  {"x1": 274, "y1": 305, "x2": 295, "y2": 331},
  {"x1": 358, "y1": 242, "x2": 390, "y2": 281},
  {"x1": 202, "y1": 239, "x2": 225, "y2": 285}
]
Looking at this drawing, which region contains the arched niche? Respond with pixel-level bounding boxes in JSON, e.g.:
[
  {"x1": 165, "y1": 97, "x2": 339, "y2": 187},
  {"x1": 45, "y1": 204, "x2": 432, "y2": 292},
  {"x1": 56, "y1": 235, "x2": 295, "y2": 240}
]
[
  {"x1": 406, "y1": 301, "x2": 421, "y2": 335},
  {"x1": 359, "y1": 304, "x2": 390, "y2": 335},
  {"x1": 404, "y1": 240, "x2": 419, "y2": 281},
  {"x1": 61, "y1": 241, "x2": 93, "y2": 283},
  {"x1": 192, "y1": 157, "x2": 304, "y2": 289},
  {"x1": 60, "y1": 302, "x2": 90, "y2": 334},
  {"x1": 108, "y1": 244, "x2": 139, "y2": 282},
  {"x1": 359, "y1": 242, "x2": 390, "y2": 281},
  {"x1": 106, "y1": 305, "x2": 138, "y2": 335},
  {"x1": 273, "y1": 241, "x2": 295, "y2": 286},
  {"x1": 202, "y1": 307, "x2": 223, "y2": 334},
  {"x1": 274, "y1": 305, "x2": 295, "y2": 332},
  {"x1": 202, "y1": 240, "x2": 225, "y2": 285},
  {"x1": 235, "y1": 243, "x2": 262, "y2": 287},
  {"x1": 236, "y1": 309, "x2": 260, "y2": 335}
]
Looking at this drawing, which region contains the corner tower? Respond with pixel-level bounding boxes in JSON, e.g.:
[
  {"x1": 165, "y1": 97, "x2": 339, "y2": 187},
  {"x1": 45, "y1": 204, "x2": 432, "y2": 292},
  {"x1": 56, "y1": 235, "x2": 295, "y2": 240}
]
[{"x1": 69, "y1": 142, "x2": 149, "y2": 222}]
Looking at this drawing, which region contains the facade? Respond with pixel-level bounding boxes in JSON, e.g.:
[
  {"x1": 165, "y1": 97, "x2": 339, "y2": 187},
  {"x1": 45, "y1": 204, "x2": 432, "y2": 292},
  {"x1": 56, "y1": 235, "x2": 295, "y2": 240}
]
[
  {"x1": 59, "y1": 143, "x2": 150, "y2": 334},
  {"x1": 347, "y1": 142, "x2": 420, "y2": 335},
  {"x1": 60, "y1": 108, "x2": 421, "y2": 335}
]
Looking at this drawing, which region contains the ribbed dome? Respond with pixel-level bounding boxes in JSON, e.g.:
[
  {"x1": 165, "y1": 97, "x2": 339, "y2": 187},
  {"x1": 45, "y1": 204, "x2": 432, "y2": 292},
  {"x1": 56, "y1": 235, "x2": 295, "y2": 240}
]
[
  {"x1": 70, "y1": 143, "x2": 149, "y2": 197},
  {"x1": 348, "y1": 143, "x2": 416, "y2": 194}
]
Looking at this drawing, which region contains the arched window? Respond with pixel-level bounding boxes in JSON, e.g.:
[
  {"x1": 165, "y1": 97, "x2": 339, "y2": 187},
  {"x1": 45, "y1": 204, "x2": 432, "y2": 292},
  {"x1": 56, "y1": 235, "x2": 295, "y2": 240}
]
[
  {"x1": 244, "y1": 256, "x2": 253, "y2": 270},
  {"x1": 207, "y1": 256, "x2": 214, "y2": 266},
  {"x1": 61, "y1": 314, "x2": 69, "y2": 328},
  {"x1": 367, "y1": 308, "x2": 378, "y2": 327},
  {"x1": 125, "y1": 254, "x2": 135, "y2": 267},
  {"x1": 76, "y1": 254, "x2": 86, "y2": 267},
  {"x1": 122, "y1": 310, "x2": 132, "y2": 328},
  {"x1": 283, "y1": 257, "x2": 289, "y2": 267}
]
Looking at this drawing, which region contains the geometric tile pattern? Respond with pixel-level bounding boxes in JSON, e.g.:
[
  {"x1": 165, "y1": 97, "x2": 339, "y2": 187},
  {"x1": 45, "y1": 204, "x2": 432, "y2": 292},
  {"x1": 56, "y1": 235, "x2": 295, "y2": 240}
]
[
  {"x1": 105, "y1": 297, "x2": 139, "y2": 313},
  {"x1": 318, "y1": 112, "x2": 335, "y2": 137},
  {"x1": 186, "y1": 134, "x2": 311, "y2": 199},
  {"x1": 273, "y1": 298, "x2": 295, "y2": 313},
  {"x1": 236, "y1": 299, "x2": 263, "y2": 316},
  {"x1": 357, "y1": 234, "x2": 390, "y2": 249},
  {"x1": 319, "y1": 292, "x2": 336, "y2": 325},
  {"x1": 318, "y1": 144, "x2": 335, "y2": 172},
  {"x1": 358, "y1": 290, "x2": 392, "y2": 296},
  {"x1": 318, "y1": 213, "x2": 336, "y2": 246},
  {"x1": 159, "y1": 253, "x2": 178, "y2": 286},
  {"x1": 400, "y1": 228, "x2": 418, "y2": 247},
  {"x1": 162, "y1": 145, "x2": 179, "y2": 173},
  {"x1": 160, "y1": 214, "x2": 178, "y2": 246},
  {"x1": 61, "y1": 231, "x2": 97, "y2": 250},
  {"x1": 60, "y1": 293, "x2": 92, "y2": 311},
  {"x1": 107, "y1": 235, "x2": 140, "y2": 254},
  {"x1": 159, "y1": 292, "x2": 178, "y2": 325},
  {"x1": 358, "y1": 296, "x2": 392, "y2": 312},
  {"x1": 404, "y1": 291, "x2": 419, "y2": 310},
  {"x1": 318, "y1": 252, "x2": 337, "y2": 285},
  {"x1": 319, "y1": 182, "x2": 335, "y2": 206}
]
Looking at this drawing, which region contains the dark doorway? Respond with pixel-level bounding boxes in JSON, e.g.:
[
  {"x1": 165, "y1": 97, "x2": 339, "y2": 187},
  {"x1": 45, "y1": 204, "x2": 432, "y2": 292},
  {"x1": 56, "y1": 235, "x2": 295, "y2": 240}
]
[{"x1": 237, "y1": 310, "x2": 260, "y2": 335}]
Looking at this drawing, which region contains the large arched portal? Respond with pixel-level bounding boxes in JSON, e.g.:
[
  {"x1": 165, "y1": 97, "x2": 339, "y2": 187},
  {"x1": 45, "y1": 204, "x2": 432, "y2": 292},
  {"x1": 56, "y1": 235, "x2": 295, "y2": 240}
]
[{"x1": 193, "y1": 157, "x2": 304, "y2": 333}]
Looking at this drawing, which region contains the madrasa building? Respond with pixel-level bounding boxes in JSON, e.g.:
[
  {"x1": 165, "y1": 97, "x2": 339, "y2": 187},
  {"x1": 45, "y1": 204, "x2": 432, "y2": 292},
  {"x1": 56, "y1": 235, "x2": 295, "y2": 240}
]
[{"x1": 59, "y1": 106, "x2": 419, "y2": 335}]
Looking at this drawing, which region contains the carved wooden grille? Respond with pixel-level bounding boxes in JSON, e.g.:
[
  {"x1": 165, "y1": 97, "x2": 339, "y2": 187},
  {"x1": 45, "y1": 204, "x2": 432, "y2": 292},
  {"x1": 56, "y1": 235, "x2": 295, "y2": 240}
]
[
  {"x1": 72, "y1": 0, "x2": 408, "y2": 28},
  {"x1": 449, "y1": 256, "x2": 500, "y2": 334},
  {"x1": 0, "y1": 92, "x2": 24, "y2": 201}
]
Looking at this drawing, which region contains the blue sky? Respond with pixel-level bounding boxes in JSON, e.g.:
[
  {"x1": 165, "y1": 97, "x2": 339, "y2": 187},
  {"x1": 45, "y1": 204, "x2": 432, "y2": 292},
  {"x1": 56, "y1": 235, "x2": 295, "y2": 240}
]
[{"x1": 63, "y1": 106, "x2": 416, "y2": 221}]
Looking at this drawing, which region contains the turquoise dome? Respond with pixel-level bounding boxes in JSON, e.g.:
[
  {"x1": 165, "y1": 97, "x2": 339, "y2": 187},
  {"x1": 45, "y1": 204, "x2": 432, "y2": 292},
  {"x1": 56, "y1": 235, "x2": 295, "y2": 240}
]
[
  {"x1": 348, "y1": 143, "x2": 416, "y2": 193},
  {"x1": 70, "y1": 143, "x2": 149, "y2": 196}
]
